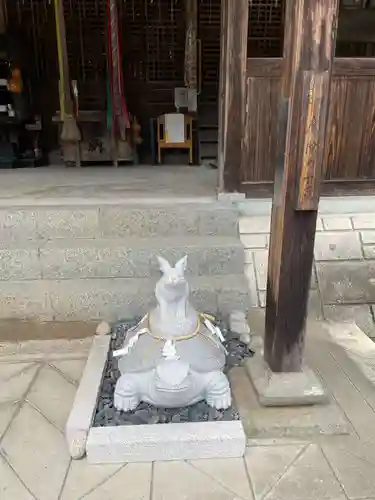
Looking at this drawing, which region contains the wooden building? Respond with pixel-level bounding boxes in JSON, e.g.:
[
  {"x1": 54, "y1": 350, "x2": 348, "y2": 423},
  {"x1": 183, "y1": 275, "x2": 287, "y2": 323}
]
[
  {"x1": 242, "y1": 1, "x2": 375, "y2": 196},
  {"x1": 3, "y1": 0, "x2": 375, "y2": 194}
]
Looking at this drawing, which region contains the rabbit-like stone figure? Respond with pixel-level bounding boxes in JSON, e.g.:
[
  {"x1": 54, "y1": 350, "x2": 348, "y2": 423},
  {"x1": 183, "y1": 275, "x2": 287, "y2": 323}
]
[{"x1": 114, "y1": 255, "x2": 232, "y2": 411}]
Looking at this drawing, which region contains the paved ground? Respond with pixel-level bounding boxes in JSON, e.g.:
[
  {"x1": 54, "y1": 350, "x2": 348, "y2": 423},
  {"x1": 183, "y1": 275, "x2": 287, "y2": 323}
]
[
  {"x1": 240, "y1": 207, "x2": 375, "y2": 341},
  {"x1": 1, "y1": 334, "x2": 375, "y2": 500}
]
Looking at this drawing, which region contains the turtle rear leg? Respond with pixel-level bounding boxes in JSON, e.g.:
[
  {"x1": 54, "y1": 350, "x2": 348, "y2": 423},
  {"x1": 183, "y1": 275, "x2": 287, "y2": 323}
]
[
  {"x1": 205, "y1": 371, "x2": 231, "y2": 410},
  {"x1": 114, "y1": 374, "x2": 140, "y2": 411}
]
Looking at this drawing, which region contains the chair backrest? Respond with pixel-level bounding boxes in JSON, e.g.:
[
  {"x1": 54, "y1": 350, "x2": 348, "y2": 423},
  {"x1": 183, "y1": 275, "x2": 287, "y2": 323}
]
[{"x1": 157, "y1": 113, "x2": 192, "y2": 144}]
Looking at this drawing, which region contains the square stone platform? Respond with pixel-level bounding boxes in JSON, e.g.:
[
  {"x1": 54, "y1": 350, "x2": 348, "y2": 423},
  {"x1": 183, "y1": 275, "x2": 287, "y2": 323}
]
[{"x1": 65, "y1": 335, "x2": 246, "y2": 464}]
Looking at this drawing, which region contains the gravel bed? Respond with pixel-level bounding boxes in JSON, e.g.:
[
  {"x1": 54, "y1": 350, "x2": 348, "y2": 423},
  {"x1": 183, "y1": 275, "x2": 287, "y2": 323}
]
[{"x1": 93, "y1": 317, "x2": 254, "y2": 427}]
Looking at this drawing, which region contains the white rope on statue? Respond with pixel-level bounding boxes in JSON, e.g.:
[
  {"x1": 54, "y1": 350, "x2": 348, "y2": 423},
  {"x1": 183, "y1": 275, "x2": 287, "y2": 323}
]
[
  {"x1": 113, "y1": 312, "x2": 228, "y2": 358},
  {"x1": 113, "y1": 328, "x2": 148, "y2": 358}
]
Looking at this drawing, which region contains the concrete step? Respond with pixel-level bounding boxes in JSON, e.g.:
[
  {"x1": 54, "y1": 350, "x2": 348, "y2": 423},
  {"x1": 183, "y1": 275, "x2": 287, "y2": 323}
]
[
  {"x1": 0, "y1": 237, "x2": 245, "y2": 281},
  {"x1": 0, "y1": 274, "x2": 250, "y2": 322},
  {"x1": 0, "y1": 203, "x2": 239, "y2": 242}
]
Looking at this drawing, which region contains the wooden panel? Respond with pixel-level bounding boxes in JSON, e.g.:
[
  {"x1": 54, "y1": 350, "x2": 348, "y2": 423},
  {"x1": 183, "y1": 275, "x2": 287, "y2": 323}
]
[
  {"x1": 322, "y1": 78, "x2": 347, "y2": 178},
  {"x1": 242, "y1": 76, "x2": 279, "y2": 182},
  {"x1": 359, "y1": 80, "x2": 375, "y2": 177},
  {"x1": 242, "y1": 57, "x2": 375, "y2": 186},
  {"x1": 321, "y1": 77, "x2": 375, "y2": 180},
  {"x1": 246, "y1": 58, "x2": 282, "y2": 77}
]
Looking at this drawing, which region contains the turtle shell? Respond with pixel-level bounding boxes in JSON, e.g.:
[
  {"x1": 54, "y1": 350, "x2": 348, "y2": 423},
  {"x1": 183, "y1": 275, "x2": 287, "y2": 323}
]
[{"x1": 117, "y1": 324, "x2": 226, "y2": 374}]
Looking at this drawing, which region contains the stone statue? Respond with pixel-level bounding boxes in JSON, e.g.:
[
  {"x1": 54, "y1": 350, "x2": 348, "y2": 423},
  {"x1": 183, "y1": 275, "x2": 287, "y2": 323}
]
[{"x1": 114, "y1": 255, "x2": 232, "y2": 411}]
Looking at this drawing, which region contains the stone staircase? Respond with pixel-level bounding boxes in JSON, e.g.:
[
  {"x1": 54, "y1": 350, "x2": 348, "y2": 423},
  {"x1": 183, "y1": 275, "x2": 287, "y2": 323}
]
[{"x1": 0, "y1": 201, "x2": 249, "y2": 323}]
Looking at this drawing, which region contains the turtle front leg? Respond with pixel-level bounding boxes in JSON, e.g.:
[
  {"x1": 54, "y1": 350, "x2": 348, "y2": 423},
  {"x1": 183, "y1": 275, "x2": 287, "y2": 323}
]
[
  {"x1": 205, "y1": 371, "x2": 231, "y2": 410},
  {"x1": 114, "y1": 374, "x2": 140, "y2": 411}
]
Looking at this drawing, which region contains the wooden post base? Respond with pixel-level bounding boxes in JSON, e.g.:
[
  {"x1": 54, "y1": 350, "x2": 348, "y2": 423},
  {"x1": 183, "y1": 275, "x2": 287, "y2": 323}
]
[{"x1": 245, "y1": 354, "x2": 327, "y2": 407}]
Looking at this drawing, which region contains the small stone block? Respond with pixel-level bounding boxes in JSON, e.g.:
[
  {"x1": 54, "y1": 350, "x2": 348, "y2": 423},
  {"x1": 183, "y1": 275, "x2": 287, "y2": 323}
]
[
  {"x1": 240, "y1": 333, "x2": 251, "y2": 344},
  {"x1": 229, "y1": 311, "x2": 250, "y2": 336},
  {"x1": 245, "y1": 356, "x2": 328, "y2": 407},
  {"x1": 217, "y1": 192, "x2": 246, "y2": 202},
  {"x1": 96, "y1": 321, "x2": 111, "y2": 336},
  {"x1": 86, "y1": 421, "x2": 246, "y2": 464},
  {"x1": 230, "y1": 310, "x2": 247, "y2": 323}
]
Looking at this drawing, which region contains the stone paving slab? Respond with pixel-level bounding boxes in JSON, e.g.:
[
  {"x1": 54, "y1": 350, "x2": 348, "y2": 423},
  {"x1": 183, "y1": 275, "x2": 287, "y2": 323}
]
[
  {"x1": 246, "y1": 444, "x2": 346, "y2": 500},
  {"x1": 323, "y1": 304, "x2": 375, "y2": 338},
  {"x1": 317, "y1": 261, "x2": 375, "y2": 305},
  {"x1": 240, "y1": 212, "x2": 375, "y2": 339},
  {"x1": 322, "y1": 437, "x2": 375, "y2": 499},
  {"x1": 314, "y1": 231, "x2": 363, "y2": 261},
  {"x1": 306, "y1": 322, "x2": 375, "y2": 445},
  {"x1": 1, "y1": 402, "x2": 71, "y2": 500}
]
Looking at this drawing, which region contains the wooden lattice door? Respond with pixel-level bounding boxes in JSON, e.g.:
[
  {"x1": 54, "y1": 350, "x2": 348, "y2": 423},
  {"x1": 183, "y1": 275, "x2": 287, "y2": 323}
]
[
  {"x1": 197, "y1": 0, "x2": 285, "y2": 117},
  {"x1": 248, "y1": 0, "x2": 284, "y2": 57},
  {"x1": 6, "y1": 0, "x2": 58, "y2": 120},
  {"x1": 198, "y1": 0, "x2": 221, "y2": 112},
  {"x1": 119, "y1": 0, "x2": 186, "y2": 122}
]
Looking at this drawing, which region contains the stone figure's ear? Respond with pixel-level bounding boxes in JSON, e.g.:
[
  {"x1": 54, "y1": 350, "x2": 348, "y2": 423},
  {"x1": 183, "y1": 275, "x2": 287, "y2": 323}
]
[
  {"x1": 175, "y1": 255, "x2": 188, "y2": 276},
  {"x1": 157, "y1": 256, "x2": 172, "y2": 274}
]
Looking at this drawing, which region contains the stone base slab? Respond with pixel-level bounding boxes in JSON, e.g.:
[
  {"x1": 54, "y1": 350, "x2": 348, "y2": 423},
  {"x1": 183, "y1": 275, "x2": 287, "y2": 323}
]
[
  {"x1": 86, "y1": 421, "x2": 246, "y2": 464},
  {"x1": 229, "y1": 366, "x2": 351, "y2": 439},
  {"x1": 65, "y1": 326, "x2": 246, "y2": 463},
  {"x1": 245, "y1": 355, "x2": 328, "y2": 407}
]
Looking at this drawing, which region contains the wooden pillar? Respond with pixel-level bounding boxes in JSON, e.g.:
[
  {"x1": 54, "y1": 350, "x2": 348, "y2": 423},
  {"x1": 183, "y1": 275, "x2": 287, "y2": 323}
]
[
  {"x1": 218, "y1": 0, "x2": 248, "y2": 193},
  {"x1": 264, "y1": 0, "x2": 338, "y2": 372},
  {"x1": 0, "y1": 0, "x2": 6, "y2": 34},
  {"x1": 184, "y1": 0, "x2": 198, "y2": 91}
]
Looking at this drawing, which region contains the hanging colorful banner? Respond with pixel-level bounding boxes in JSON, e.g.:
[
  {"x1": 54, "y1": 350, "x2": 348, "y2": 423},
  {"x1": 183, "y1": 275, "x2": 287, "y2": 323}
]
[{"x1": 107, "y1": 0, "x2": 130, "y2": 140}]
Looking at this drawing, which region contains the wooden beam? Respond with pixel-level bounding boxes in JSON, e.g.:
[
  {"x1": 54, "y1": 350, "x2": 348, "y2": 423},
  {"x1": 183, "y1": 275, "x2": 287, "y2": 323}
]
[
  {"x1": 0, "y1": 0, "x2": 6, "y2": 34},
  {"x1": 246, "y1": 57, "x2": 375, "y2": 78},
  {"x1": 218, "y1": 0, "x2": 248, "y2": 192},
  {"x1": 333, "y1": 58, "x2": 375, "y2": 77},
  {"x1": 264, "y1": 0, "x2": 339, "y2": 372}
]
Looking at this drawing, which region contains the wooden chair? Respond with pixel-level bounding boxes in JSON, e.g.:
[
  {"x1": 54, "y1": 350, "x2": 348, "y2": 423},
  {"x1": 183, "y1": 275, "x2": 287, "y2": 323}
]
[{"x1": 157, "y1": 113, "x2": 193, "y2": 165}]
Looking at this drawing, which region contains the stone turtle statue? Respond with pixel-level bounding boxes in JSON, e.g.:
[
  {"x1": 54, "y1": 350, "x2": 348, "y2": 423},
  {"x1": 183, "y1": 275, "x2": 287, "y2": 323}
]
[{"x1": 114, "y1": 255, "x2": 231, "y2": 411}]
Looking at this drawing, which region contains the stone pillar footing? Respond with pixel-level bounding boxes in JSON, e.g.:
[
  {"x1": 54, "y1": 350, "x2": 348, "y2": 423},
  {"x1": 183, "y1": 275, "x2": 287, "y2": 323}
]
[{"x1": 245, "y1": 355, "x2": 328, "y2": 407}]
